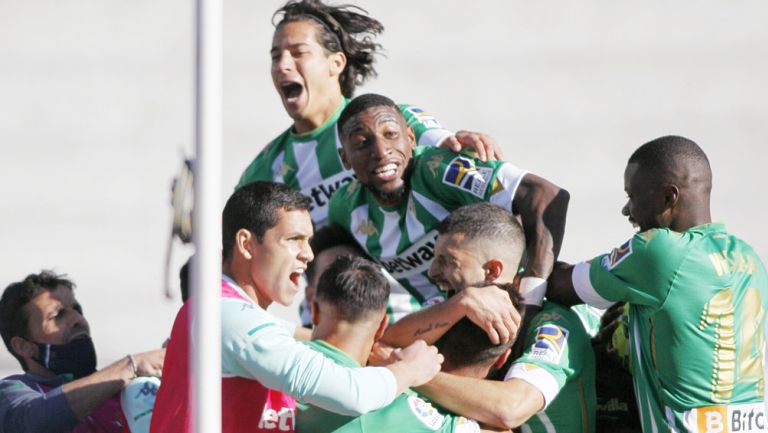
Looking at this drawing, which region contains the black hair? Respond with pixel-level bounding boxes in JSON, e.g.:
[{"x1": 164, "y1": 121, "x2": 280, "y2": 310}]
[
  {"x1": 0, "y1": 271, "x2": 77, "y2": 370},
  {"x1": 222, "y1": 181, "x2": 311, "y2": 261},
  {"x1": 435, "y1": 282, "x2": 524, "y2": 369},
  {"x1": 628, "y1": 135, "x2": 711, "y2": 187},
  {"x1": 337, "y1": 93, "x2": 399, "y2": 136},
  {"x1": 274, "y1": 0, "x2": 384, "y2": 98},
  {"x1": 306, "y1": 225, "x2": 366, "y2": 283},
  {"x1": 315, "y1": 255, "x2": 389, "y2": 322},
  {"x1": 438, "y1": 203, "x2": 525, "y2": 250}
]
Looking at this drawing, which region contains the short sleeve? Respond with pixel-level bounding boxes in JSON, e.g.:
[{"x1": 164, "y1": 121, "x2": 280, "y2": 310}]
[
  {"x1": 576, "y1": 229, "x2": 689, "y2": 309},
  {"x1": 506, "y1": 318, "x2": 580, "y2": 409},
  {"x1": 414, "y1": 148, "x2": 525, "y2": 211},
  {"x1": 398, "y1": 104, "x2": 453, "y2": 147}
]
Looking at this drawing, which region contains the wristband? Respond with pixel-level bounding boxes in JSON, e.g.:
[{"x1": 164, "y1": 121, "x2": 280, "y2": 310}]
[
  {"x1": 520, "y1": 276, "x2": 547, "y2": 306},
  {"x1": 127, "y1": 354, "x2": 138, "y2": 378}
]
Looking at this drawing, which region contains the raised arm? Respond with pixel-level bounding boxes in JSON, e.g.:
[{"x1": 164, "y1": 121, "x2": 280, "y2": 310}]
[{"x1": 511, "y1": 173, "x2": 569, "y2": 305}]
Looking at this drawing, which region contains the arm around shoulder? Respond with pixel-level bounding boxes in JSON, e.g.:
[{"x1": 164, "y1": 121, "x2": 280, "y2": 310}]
[{"x1": 417, "y1": 373, "x2": 544, "y2": 430}]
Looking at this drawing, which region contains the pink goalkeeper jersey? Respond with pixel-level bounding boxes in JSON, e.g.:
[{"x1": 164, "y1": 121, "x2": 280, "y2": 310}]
[{"x1": 150, "y1": 279, "x2": 296, "y2": 433}]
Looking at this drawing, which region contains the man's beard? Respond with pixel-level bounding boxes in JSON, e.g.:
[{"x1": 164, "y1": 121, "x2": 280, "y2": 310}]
[
  {"x1": 372, "y1": 185, "x2": 409, "y2": 204},
  {"x1": 370, "y1": 160, "x2": 414, "y2": 205}
]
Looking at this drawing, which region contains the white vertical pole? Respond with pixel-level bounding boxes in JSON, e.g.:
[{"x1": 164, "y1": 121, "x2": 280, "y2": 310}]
[{"x1": 192, "y1": 0, "x2": 222, "y2": 430}]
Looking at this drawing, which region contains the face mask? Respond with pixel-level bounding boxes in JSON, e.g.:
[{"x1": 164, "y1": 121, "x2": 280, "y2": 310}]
[{"x1": 34, "y1": 336, "x2": 97, "y2": 379}]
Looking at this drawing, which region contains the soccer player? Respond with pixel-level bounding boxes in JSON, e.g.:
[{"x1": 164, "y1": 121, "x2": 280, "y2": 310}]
[
  {"x1": 238, "y1": 0, "x2": 500, "y2": 229},
  {"x1": 150, "y1": 182, "x2": 444, "y2": 433},
  {"x1": 328, "y1": 93, "x2": 569, "y2": 345},
  {"x1": 546, "y1": 135, "x2": 768, "y2": 432},
  {"x1": 413, "y1": 203, "x2": 595, "y2": 432},
  {"x1": 296, "y1": 254, "x2": 523, "y2": 433}
]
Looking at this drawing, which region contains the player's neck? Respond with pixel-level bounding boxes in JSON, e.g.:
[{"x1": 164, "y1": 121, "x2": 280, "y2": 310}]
[
  {"x1": 292, "y1": 94, "x2": 345, "y2": 135},
  {"x1": 222, "y1": 262, "x2": 272, "y2": 309},
  {"x1": 313, "y1": 322, "x2": 376, "y2": 366},
  {"x1": 669, "y1": 206, "x2": 712, "y2": 232}
]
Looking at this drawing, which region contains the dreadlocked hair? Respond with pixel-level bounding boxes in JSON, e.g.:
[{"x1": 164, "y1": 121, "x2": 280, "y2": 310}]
[{"x1": 274, "y1": 0, "x2": 384, "y2": 97}]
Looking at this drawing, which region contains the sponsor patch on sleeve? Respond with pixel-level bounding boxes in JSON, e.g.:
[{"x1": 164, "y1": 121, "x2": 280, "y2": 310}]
[
  {"x1": 601, "y1": 238, "x2": 633, "y2": 270},
  {"x1": 529, "y1": 324, "x2": 569, "y2": 363},
  {"x1": 442, "y1": 156, "x2": 493, "y2": 198},
  {"x1": 407, "y1": 395, "x2": 446, "y2": 430},
  {"x1": 405, "y1": 106, "x2": 442, "y2": 129}
]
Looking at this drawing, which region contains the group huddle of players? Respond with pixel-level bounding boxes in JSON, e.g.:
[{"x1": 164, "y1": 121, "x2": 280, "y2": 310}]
[{"x1": 176, "y1": 1, "x2": 768, "y2": 432}]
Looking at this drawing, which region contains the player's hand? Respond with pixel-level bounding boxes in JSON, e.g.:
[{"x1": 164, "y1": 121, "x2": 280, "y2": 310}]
[
  {"x1": 389, "y1": 340, "x2": 443, "y2": 387},
  {"x1": 133, "y1": 348, "x2": 165, "y2": 378},
  {"x1": 368, "y1": 341, "x2": 396, "y2": 366},
  {"x1": 459, "y1": 286, "x2": 520, "y2": 345},
  {"x1": 438, "y1": 130, "x2": 503, "y2": 162}
]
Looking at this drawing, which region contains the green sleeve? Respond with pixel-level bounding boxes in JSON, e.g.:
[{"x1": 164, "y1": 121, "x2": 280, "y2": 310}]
[
  {"x1": 511, "y1": 306, "x2": 588, "y2": 391},
  {"x1": 398, "y1": 104, "x2": 453, "y2": 146},
  {"x1": 412, "y1": 148, "x2": 515, "y2": 208},
  {"x1": 587, "y1": 229, "x2": 689, "y2": 308}
]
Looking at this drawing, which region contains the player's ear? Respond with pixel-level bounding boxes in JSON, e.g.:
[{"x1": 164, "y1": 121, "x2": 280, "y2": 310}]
[
  {"x1": 235, "y1": 229, "x2": 254, "y2": 260},
  {"x1": 374, "y1": 313, "x2": 389, "y2": 342},
  {"x1": 483, "y1": 259, "x2": 504, "y2": 282},
  {"x1": 407, "y1": 126, "x2": 416, "y2": 149},
  {"x1": 328, "y1": 51, "x2": 346, "y2": 77},
  {"x1": 310, "y1": 301, "x2": 320, "y2": 326},
  {"x1": 493, "y1": 348, "x2": 511, "y2": 371},
  {"x1": 663, "y1": 184, "x2": 680, "y2": 209},
  {"x1": 10, "y1": 336, "x2": 37, "y2": 359},
  {"x1": 338, "y1": 147, "x2": 351, "y2": 170}
]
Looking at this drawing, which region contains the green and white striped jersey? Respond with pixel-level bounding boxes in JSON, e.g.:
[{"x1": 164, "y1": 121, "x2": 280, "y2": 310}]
[
  {"x1": 573, "y1": 224, "x2": 768, "y2": 432},
  {"x1": 237, "y1": 100, "x2": 452, "y2": 228},
  {"x1": 328, "y1": 146, "x2": 527, "y2": 314},
  {"x1": 506, "y1": 301, "x2": 597, "y2": 433}
]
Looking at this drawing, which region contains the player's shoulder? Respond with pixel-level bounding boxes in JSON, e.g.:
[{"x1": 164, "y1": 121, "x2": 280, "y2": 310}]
[
  {"x1": 531, "y1": 302, "x2": 589, "y2": 338},
  {"x1": 258, "y1": 127, "x2": 293, "y2": 159},
  {"x1": 602, "y1": 228, "x2": 683, "y2": 267},
  {"x1": 238, "y1": 128, "x2": 293, "y2": 185},
  {"x1": 330, "y1": 179, "x2": 365, "y2": 209},
  {"x1": 414, "y1": 147, "x2": 496, "y2": 186},
  {"x1": 398, "y1": 103, "x2": 443, "y2": 130}
]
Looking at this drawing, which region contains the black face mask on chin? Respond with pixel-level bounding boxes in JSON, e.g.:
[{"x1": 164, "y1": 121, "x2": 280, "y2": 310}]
[{"x1": 33, "y1": 336, "x2": 97, "y2": 380}]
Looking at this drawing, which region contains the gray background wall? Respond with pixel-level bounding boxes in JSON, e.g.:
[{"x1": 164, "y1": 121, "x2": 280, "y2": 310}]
[{"x1": 2, "y1": 1, "x2": 766, "y2": 377}]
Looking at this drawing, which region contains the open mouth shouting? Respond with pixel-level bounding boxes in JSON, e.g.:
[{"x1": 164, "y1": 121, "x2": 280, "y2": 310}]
[
  {"x1": 289, "y1": 267, "x2": 306, "y2": 291},
  {"x1": 278, "y1": 80, "x2": 307, "y2": 115}
]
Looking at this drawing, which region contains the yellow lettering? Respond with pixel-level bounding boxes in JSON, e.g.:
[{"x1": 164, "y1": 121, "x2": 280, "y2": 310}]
[
  {"x1": 709, "y1": 252, "x2": 729, "y2": 276},
  {"x1": 708, "y1": 251, "x2": 756, "y2": 276},
  {"x1": 699, "y1": 290, "x2": 735, "y2": 402}
]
